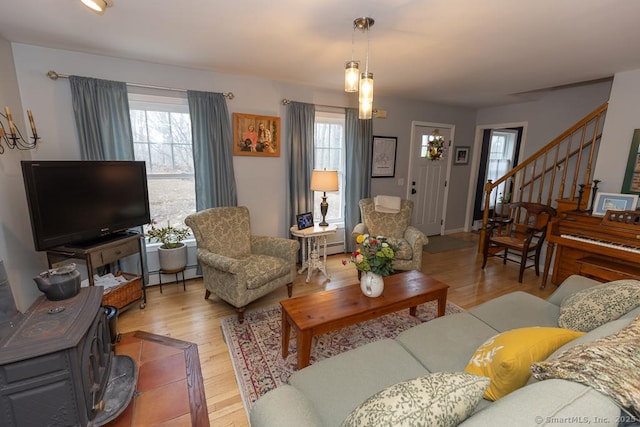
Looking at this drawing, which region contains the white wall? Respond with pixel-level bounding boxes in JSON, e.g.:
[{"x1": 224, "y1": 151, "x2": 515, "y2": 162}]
[
  {"x1": 11, "y1": 43, "x2": 478, "y2": 232},
  {"x1": 476, "y1": 80, "x2": 613, "y2": 157},
  {"x1": 5, "y1": 42, "x2": 630, "y2": 311},
  {"x1": 0, "y1": 39, "x2": 46, "y2": 311},
  {"x1": 594, "y1": 69, "x2": 640, "y2": 192},
  {"x1": 4, "y1": 42, "x2": 477, "y2": 309},
  {"x1": 370, "y1": 100, "x2": 476, "y2": 232}
]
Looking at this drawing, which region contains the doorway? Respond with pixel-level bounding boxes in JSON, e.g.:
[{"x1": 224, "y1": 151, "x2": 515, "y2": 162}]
[
  {"x1": 472, "y1": 127, "x2": 523, "y2": 226},
  {"x1": 408, "y1": 122, "x2": 454, "y2": 236}
]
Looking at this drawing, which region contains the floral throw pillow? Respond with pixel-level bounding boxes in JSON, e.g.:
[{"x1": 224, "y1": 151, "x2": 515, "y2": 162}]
[
  {"x1": 341, "y1": 372, "x2": 489, "y2": 427},
  {"x1": 558, "y1": 280, "x2": 640, "y2": 332},
  {"x1": 531, "y1": 315, "x2": 640, "y2": 418}
]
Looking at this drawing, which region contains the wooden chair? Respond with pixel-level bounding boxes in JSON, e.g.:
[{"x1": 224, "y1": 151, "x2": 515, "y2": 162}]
[{"x1": 482, "y1": 202, "x2": 557, "y2": 283}]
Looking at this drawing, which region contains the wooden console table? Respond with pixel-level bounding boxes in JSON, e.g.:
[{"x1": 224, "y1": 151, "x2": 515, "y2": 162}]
[{"x1": 46, "y1": 232, "x2": 147, "y2": 309}]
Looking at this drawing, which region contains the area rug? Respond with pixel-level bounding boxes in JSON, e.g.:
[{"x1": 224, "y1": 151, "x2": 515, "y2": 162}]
[
  {"x1": 221, "y1": 300, "x2": 464, "y2": 412},
  {"x1": 424, "y1": 235, "x2": 476, "y2": 253},
  {"x1": 107, "y1": 331, "x2": 209, "y2": 426}
]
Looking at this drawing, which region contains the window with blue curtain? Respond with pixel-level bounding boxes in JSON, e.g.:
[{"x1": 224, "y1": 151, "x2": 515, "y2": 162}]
[
  {"x1": 128, "y1": 92, "x2": 196, "y2": 230},
  {"x1": 314, "y1": 111, "x2": 346, "y2": 226}
]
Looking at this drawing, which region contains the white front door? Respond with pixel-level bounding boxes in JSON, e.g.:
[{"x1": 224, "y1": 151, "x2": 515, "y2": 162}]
[{"x1": 408, "y1": 123, "x2": 453, "y2": 236}]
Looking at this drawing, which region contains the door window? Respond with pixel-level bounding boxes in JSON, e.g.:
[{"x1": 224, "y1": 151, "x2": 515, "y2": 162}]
[{"x1": 486, "y1": 130, "x2": 517, "y2": 206}]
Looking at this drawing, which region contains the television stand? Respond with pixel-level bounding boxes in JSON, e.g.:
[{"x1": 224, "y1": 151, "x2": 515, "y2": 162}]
[
  {"x1": 71, "y1": 230, "x2": 140, "y2": 249},
  {"x1": 46, "y1": 233, "x2": 147, "y2": 310}
]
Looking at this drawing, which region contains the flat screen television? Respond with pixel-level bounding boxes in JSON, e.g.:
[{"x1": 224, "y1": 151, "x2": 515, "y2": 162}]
[{"x1": 21, "y1": 160, "x2": 151, "y2": 251}]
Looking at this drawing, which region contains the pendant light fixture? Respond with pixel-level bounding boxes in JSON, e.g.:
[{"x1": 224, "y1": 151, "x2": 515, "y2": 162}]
[
  {"x1": 345, "y1": 17, "x2": 375, "y2": 120},
  {"x1": 359, "y1": 72, "x2": 374, "y2": 119},
  {"x1": 81, "y1": 0, "x2": 110, "y2": 14},
  {"x1": 344, "y1": 23, "x2": 360, "y2": 92},
  {"x1": 345, "y1": 61, "x2": 360, "y2": 93}
]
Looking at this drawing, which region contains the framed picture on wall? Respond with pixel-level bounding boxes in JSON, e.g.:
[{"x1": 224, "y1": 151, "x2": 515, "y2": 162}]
[
  {"x1": 371, "y1": 136, "x2": 397, "y2": 178},
  {"x1": 233, "y1": 113, "x2": 281, "y2": 157},
  {"x1": 454, "y1": 146, "x2": 470, "y2": 165}
]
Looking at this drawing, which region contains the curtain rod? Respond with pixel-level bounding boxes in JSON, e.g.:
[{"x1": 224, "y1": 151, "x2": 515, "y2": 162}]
[
  {"x1": 282, "y1": 98, "x2": 349, "y2": 110},
  {"x1": 46, "y1": 70, "x2": 235, "y2": 100}
]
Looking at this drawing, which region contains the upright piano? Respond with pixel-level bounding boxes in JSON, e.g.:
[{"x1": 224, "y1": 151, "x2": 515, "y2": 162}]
[{"x1": 544, "y1": 210, "x2": 640, "y2": 286}]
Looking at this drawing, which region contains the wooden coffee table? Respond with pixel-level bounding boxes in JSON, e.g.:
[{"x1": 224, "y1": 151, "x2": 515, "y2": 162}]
[{"x1": 280, "y1": 270, "x2": 449, "y2": 369}]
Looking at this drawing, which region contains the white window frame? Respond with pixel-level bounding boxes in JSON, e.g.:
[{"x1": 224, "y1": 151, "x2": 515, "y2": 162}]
[
  {"x1": 128, "y1": 92, "x2": 196, "y2": 234},
  {"x1": 314, "y1": 110, "x2": 346, "y2": 226}
]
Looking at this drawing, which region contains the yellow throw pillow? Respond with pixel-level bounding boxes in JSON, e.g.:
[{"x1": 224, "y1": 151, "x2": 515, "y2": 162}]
[{"x1": 464, "y1": 327, "x2": 585, "y2": 401}]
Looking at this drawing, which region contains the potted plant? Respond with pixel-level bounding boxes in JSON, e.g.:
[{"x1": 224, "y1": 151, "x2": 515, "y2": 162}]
[
  {"x1": 146, "y1": 220, "x2": 191, "y2": 271},
  {"x1": 495, "y1": 192, "x2": 511, "y2": 217}
]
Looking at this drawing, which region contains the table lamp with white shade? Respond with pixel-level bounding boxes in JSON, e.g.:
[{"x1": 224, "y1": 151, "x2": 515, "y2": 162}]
[{"x1": 310, "y1": 170, "x2": 339, "y2": 226}]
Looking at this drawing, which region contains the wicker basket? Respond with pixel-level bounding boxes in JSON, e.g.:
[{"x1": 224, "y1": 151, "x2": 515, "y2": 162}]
[{"x1": 101, "y1": 272, "x2": 142, "y2": 309}]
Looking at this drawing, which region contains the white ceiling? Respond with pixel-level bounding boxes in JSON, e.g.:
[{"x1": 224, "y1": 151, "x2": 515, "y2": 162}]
[{"x1": 1, "y1": 0, "x2": 639, "y2": 108}]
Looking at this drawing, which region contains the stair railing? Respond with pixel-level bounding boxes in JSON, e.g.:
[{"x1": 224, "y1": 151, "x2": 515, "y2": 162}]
[{"x1": 479, "y1": 102, "x2": 608, "y2": 251}]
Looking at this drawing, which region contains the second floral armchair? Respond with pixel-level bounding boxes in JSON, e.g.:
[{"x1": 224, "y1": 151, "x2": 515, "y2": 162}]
[{"x1": 352, "y1": 198, "x2": 428, "y2": 272}]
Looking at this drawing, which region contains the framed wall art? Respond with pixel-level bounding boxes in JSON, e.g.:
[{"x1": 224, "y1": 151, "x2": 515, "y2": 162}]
[
  {"x1": 591, "y1": 192, "x2": 639, "y2": 216},
  {"x1": 233, "y1": 113, "x2": 280, "y2": 157},
  {"x1": 371, "y1": 135, "x2": 397, "y2": 178},
  {"x1": 622, "y1": 128, "x2": 640, "y2": 194},
  {"x1": 454, "y1": 146, "x2": 470, "y2": 165}
]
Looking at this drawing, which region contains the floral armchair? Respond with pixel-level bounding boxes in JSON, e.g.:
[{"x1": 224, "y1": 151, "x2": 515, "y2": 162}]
[
  {"x1": 185, "y1": 206, "x2": 299, "y2": 322},
  {"x1": 352, "y1": 198, "x2": 428, "y2": 272}
]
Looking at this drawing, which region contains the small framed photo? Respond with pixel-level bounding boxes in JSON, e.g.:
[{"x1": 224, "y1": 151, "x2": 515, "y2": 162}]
[
  {"x1": 296, "y1": 212, "x2": 314, "y2": 230},
  {"x1": 371, "y1": 136, "x2": 397, "y2": 178},
  {"x1": 592, "y1": 192, "x2": 639, "y2": 216},
  {"x1": 454, "y1": 146, "x2": 470, "y2": 165},
  {"x1": 233, "y1": 113, "x2": 280, "y2": 157}
]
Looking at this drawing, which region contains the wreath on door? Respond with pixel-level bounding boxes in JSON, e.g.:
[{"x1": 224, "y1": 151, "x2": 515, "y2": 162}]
[{"x1": 426, "y1": 130, "x2": 446, "y2": 160}]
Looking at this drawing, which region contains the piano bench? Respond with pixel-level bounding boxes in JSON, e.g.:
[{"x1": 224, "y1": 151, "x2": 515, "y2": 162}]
[{"x1": 576, "y1": 256, "x2": 640, "y2": 282}]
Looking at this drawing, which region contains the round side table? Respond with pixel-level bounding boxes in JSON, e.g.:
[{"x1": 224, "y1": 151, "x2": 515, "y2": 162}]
[{"x1": 290, "y1": 224, "x2": 337, "y2": 283}]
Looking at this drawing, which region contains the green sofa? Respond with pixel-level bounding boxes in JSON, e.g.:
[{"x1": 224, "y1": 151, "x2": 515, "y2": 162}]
[{"x1": 250, "y1": 275, "x2": 640, "y2": 426}]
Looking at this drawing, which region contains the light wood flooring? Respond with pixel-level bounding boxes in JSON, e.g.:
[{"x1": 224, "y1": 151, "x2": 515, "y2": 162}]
[{"x1": 116, "y1": 232, "x2": 557, "y2": 426}]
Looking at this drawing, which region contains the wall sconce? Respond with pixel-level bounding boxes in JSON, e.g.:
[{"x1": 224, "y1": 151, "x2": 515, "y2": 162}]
[
  {"x1": 310, "y1": 170, "x2": 339, "y2": 226},
  {"x1": 0, "y1": 106, "x2": 40, "y2": 155}
]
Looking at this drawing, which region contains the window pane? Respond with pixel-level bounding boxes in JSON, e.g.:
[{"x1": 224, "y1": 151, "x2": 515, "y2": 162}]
[
  {"x1": 130, "y1": 110, "x2": 148, "y2": 142},
  {"x1": 133, "y1": 143, "x2": 150, "y2": 166},
  {"x1": 147, "y1": 177, "x2": 196, "y2": 229},
  {"x1": 173, "y1": 144, "x2": 194, "y2": 172},
  {"x1": 314, "y1": 112, "x2": 345, "y2": 224},
  {"x1": 147, "y1": 111, "x2": 171, "y2": 144},
  {"x1": 171, "y1": 113, "x2": 192, "y2": 144},
  {"x1": 129, "y1": 93, "x2": 195, "y2": 230},
  {"x1": 149, "y1": 143, "x2": 173, "y2": 172}
]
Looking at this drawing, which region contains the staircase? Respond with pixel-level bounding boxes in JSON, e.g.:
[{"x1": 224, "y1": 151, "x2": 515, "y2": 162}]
[{"x1": 479, "y1": 102, "x2": 608, "y2": 250}]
